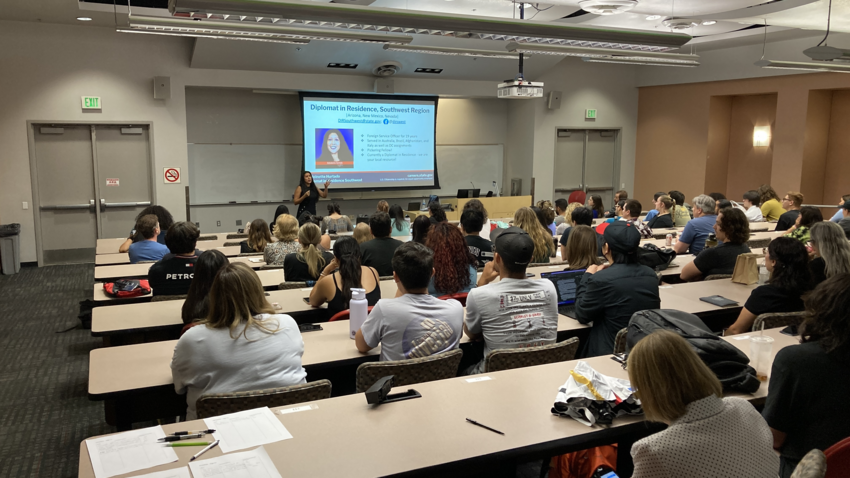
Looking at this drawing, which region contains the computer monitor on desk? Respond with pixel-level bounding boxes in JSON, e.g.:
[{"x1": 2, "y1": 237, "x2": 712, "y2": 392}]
[{"x1": 456, "y1": 189, "x2": 480, "y2": 199}]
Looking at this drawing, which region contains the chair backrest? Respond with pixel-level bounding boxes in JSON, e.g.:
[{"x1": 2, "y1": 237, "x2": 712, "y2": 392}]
[
  {"x1": 613, "y1": 328, "x2": 628, "y2": 355},
  {"x1": 260, "y1": 264, "x2": 283, "y2": 270},
  {"x1": 223, "y1": 241, "x2": 242, "y2": 247},
  {"x1": 792, "y1": 448, "x2": 828, "y2": 478},
  {"x1": 752, "y1": 311, "x2": 808, "y2": 332},
  {"x1": 437, "y1": 292, "x2": 468, "y2": 307},
  {"x1": 485, "y1": 337, "x2": 580, "y2": 373},
  {"x1": 704, "y1": 274, "x2": 733, "y2": 281},
  {"x1": 137, "y1": 260, "x2": 157, "y2": 264},
  {"x1": 278, "y1": 281, "x2": 309, "y2": 290},
  {"x1": 181, "y1": 322, "x2": 201, "y2": 337},
  {"x1": 196, "y1": 380, "x2": 332, "y2": 419},
  {"x1": 355, "y1": 348, "x2": 463, "y2": 393},
  {"x1": 151, "y1": 294, "x2": 187, "y2": 302},
  {"x1": 825, "y1": 435, "x2": 850, "y2": 478},
  {"x1": 237, "y1": 252, "x2": 263, "y2": 257},
  {"x1": 748, "y1": 238, "x2": 772, "y2": 249},
  {"x1": 197, "y1": 235, "x2": 217, "y2": 241},
  {"x1": 329, "y1": 306, "x2": 374, "y2": 322},
  {"x1": 378, "y1": 275, "x2": 393, "y2": 281},
  {"x1": 226, "y1": 233, "x2": 248, "y2": 239}
]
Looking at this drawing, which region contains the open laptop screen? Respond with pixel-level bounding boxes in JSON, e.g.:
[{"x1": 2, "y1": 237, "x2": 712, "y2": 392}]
[{"x1": 541, "y1": 270, "x2": 586, "y2": 306}]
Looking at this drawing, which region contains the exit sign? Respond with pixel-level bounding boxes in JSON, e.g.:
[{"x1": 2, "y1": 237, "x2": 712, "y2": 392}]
[
  {"x1": 81, "y1": 96, "x2": 101, "y2": 110},
  {"x1": 586, "y1": 109, "x2": 597, "y2": 119}
]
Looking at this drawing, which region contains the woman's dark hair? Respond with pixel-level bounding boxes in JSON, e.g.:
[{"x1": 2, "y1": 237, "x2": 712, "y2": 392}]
[
  {"x1": 299, "y1": 171, "x2": 320, "y2": 197},
  {"x1": 388, "y1": 204, "x2": 406, "y2": 232},
  {"x1": 717, "y1": 208, "x2": 750, "y2": 244},
  {"x1": 801, "y1": 273, "x2": 850, "y2": 353},
  {"x1": 708, "y1": 192, "x2": 727, "y2": 202},
  {"x1": 298, "y1": 212, "x2": 325, "y2": 233},
  {"x1": 247, "y1": 218, "x2": 272, "y2": 253},
  {"x1": 317, "y1": 129, "x2": 353, "y2": 163},
  {"x1": 428, "y1": 201, "x2": 447, "y2": 223},
  {"x1": 333, "y1": 236, "x2": 362, "y2": 309},
  {"x1": 426, "y1": 222, "x2": 476, "y2": 294},
  {"x1": 181, "y1": 250, "x2": 229, "y2": 325},
  {"x1": 799, "y1": 206, "x2": 823, "y2": 228},
  {"x1": 463, "y1": 199, "x2": 488, "y2": 220},
  {"x1": 589, "y1": 195, "x2": 605, "y2": 217},
  {"x1": 668, "y1": 190, "x2": 686, "y2": 207},
  {"x1": 133, "y1": 206, "x2": 173, "y2": 241},
  {"x1": 768, "y1": 237, "x2": 813, "y2": 293},
  {"x1": 326, "y1": 202, "x2": 341, "y2": 215},
  {"x1": 412, "y1": 215, "x2": 432, "y2": 245},
  {"x1": 532, "y1": 206, "x2": 553, "y2": 236},
  {"x1": 271, "y1": 205, "x2": 289, "y2": 232}
]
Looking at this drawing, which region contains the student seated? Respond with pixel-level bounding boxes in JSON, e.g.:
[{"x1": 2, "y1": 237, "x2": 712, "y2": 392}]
[
  {"x1": 355, "y1": 242, "x2": 464, "y2": 360},
  {"x1": 463, "y1": 199, "x2": 493, "y2": 241},
  {"x1": 642, "y1": 191, "x2": 666, "y2": 223},
  {"x1": 148, "y1": 222, "x2": 201, "y2": 296},
  {"x1": 587, "y1": 195, "x2": 605, "y2": 219},
  {"x1": 462, "y1": 227, "x2": 559, "y2": 375},
  {"x1": 426, "y1": 222, "x2": 477, "y2": 297},
  {"x1": 620, "y1": 199, "x2": 653, "y2": 238},
  {"x1": 775, "y1": 191, "x2": 803, "y2": 232},
  {"x1": 646, "y1": 195, "x2": 675, "y2": 229},
  {"x1": 171, "y1": 262, "x2": 307, "y2": 420},
  {"x1": 628, "y1": 330, "x2": 779, "y2": 477},
  {"x1": 376, "y1": 200, "x2": 389, "y2": 213},
  {"x1": 119, "y1": 205, "x2": 173, "y2": 253},
  {"x1": 428, "y1": 201, "x2": 447, "y2": 224},
  {"x1": 758, "y1": 184, "x2": 784, "y2": 222},
  {"x1": 269, "y1": 204, "x2": 289, "y2": 233},
  {"x1": 680, "y1": 207, "x2": 751, "y2": 281},
  {"x1": 359, "y1": 212, "x2": 404, "y2": 277},
  {"x1": 575, "y1": 221, "x2": 661, "y2": 357},
  {"x1": 240, "y1": 218, "x2": 272, "y2": 254},
  {"x1": 559, "y1": 206, "x2": 605, "y2": 259},
  {"x1": 556, "y1": 202, "x2": 585, "y2": 236},
  {"x1": 562, "y1": 225, "x2": 600, "y2": 272},
  {"x1": 808, "y1": 222, "x2": 850, "y2": 286},
  {"x1": 181, "y1": 250, "x2": 229, "y2": 325},
  {"x1": 514, "y1": 207, "x2": 555, "y2": 263},
  {"x1": 668, "y1": 190, "x2": 692, "y2": 226},
  {"x1": 674, "y1": 194, "x2": 717, "y2": 255},
  {"x1": 763, "y1": 274, "x2": 850, "y2": 478},
  {"x1": 298, "y1": 212, "x2": 331, "y2": 251},
  {"x1": 309, "y1": 236, "x2": 381, "y2": 315},
  {"x1": 726, "y1": 237, "x2": 813, "y2": 335},
  {"x1": 604, "y1": 189, "x2": 628, "y2": 218},
  {"x1": 411, "y1": 215, "x2": 432, "y2": 245},
  {"x1": 461, "y1": 209, "x2": 493, "y2": 265},
  {"x1": 741, "y1": 190, "x2": 765, "y2": 222},
  {"x1": 128, "y1": 214, "x2": 170, "y2": 264},
  {"x1": 284, "y1": 223, "x2": 334, "y2": 282},
  {"x1": 322, "y1": 202, "x2": 353, "y2": 233},
  {"x1": 264, "y1": 214, "x2": 299, "y2": 266},
  {"x1": 535, "y1": 200, "x2": 557, "y2": 235},
  {"x1": 553, "y1": 198, "x2": 569, "y2": 226},
  {"x1": 840, "y1": 201, "x2": 850, "y2": 239},
  {"x1": 829, "y1": 194, "x2": 850, "y2": 223},
  {"x1": 388, "y1": 204, "x2": 411, "y2": 237},
  {"x1": 353, "y1": 222, "x2": 373, "y2": 244},
  {"x1": 782, "y1": 206, "x2": 822, "y2": 244}
]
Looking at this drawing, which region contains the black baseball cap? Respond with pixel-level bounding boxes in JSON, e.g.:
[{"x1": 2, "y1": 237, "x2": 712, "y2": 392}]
[
  {"x1": 603, "y1": 221, "x2": 641, "y2": 254},
  {"x1": 493, "y1": 227, "x2": 534, "y2": 266},
  {"x1": 843, "y1": 201, "x2": 850, "y2": 211}
]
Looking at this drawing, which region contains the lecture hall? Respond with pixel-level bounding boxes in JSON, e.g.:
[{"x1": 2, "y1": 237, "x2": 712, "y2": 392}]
[{"x1": 2, "y1": 0, "x2": 850, "y2": 477}]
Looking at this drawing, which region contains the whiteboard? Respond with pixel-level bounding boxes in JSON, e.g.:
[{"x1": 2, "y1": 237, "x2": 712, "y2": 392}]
[{"x1": 187, "y1": 143, "x2": 503, "y2": 204}]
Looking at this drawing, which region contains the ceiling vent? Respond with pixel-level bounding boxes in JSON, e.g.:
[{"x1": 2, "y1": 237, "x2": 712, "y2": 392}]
[
  {"x1": 414, "y1": 68, "x2": 443, "y2": 74},
  {"x1": 372, "y1": 61, "x2": 402, "y2": 77},
  {"x1": 328, "y1": 63, "x2": 358, "y2": 69},
  {"x1": 578, "y1": 0, "x2": 638, "y2": 16},
  {"x1": 662, "y1": 18, "x2": 700, "y2": 31}
]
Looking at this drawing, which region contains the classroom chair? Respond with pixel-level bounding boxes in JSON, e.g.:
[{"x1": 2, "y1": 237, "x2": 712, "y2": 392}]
[
  {"x1": 437, "y1": 292, "x2": 468, "y2": 307},
  {"x1": 752, "y1": 311, "x2": 808, "y2": 332},
  {"x1": 260, "y1": 264, "x2": 283, "y2": 270},
  {"x1": 195, "y1": 380, "x2": 333, "y2": 419},
  {"x1": 223, "y1": 241, "x2": 242, "y2": 247},
  {"x1": 197, "y1": 235, "x2": 217, "y2": 241},
  {"x1": 825, "y1": 435, "x2": 850, "y2": 478},
  {"x1": 237, "y1": 252, "x2": 263, "y2": 257},
  {"x1": 278, "y1": 281, "x2": 309, "y2": 290},
  {"x1": 226, "y1": 234, "x2": 248, "y2": 239},
  {"x1": 150, "y1": 294, "x2": 187, "y2": 302},
  {"x1": 328, "y1": 306, "x2": 374, "y2": 322},
  {"x1": 613, "y1": 328, "x2": 628, "y2": 355},
  {"x1": 748, "y1": 238, "x2": 772, "y2": 249},
  {"x1": 791, "y1": 449, "x2": 827, "y2": 478},
  {"x1": 379, "y1": 275, "x2": 393, "y2": 281},
  {"x1": 484, "y1": 337, "x2": 580, "y2": 373},
  {"x1": 704, "y1": 274, "x2": 733, "y2": 281},
  {"x1": 354, "y1": 349, "x2": 463, "y2": 393}
]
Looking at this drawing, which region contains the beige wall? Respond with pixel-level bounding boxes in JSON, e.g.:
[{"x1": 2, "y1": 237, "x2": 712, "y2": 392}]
[
  {"x1": 705, "y1": 96, "x2": 732, "y2": 196},
  {"x1": 725, "y1": 94, "x2": 777, "y2": 200},
  {"x1": 824, "y1": 91, "x2": 850, "y2": 202}
]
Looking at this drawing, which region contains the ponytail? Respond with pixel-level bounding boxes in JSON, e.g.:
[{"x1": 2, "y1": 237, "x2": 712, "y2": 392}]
[
  {"x1": 296, "y1": 223, "x2": 326, "y2": 279},
  {"x1": 332, "y1": 237, "x2": 363, "y2": 308}
]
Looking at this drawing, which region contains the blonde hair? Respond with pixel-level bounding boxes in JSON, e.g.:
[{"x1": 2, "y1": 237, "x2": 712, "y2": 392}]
[
  {"x1": 376, "y1": 200, "x2": 389, "y2": 213},
  {"x1": 296, "y1": 222, "x2": 327, "y2": 279},
  {"x1": 514, "y1": 207, "x2": 554, "y2": 262},
  {"x1": 657, "y1": 195, "x2": 674, "y2": 214},
  {"x1": 627, "y1": 330, "x2": 722, "y2": 424},
  {"x1": 201, "y1": 262, "x2": 278, "y2": 340},
  {"x1": 273, "y1": 214, "x2": 298, "y2": 242},
  {"x1": 564, "y1": 225, "x2": 599, "y2": 270},
  {"x1": 564, "y1": 202, "x2": 583, "y2": 221},
  {"x1": 810, "y1": 222, "x2": 850, "y2": 278},
  {"x1": 353, "y1": 222, "x2": 373, "y2": 244}
]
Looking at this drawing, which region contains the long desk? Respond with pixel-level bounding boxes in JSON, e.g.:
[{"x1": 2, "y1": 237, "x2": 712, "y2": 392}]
[
  {"x1": 95, "y1": 244, "x2": 246, "y2": 266},
  {"x1": 95, "y1": 233, "x2": 243, "y2": 255},
  {"x1": 80, "y1": 327, "x2": 797, "y2": 477},
  {"x1": 93, "y1": 253, "x2": 262, "y2": 281}
]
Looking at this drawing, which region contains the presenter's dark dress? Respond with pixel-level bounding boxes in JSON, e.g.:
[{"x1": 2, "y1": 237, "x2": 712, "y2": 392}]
[{"x1": 296, "y1": 188, "x2": 319, "y2": 218}]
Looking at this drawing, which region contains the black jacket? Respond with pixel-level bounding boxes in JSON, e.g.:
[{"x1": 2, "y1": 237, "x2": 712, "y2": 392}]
[{"x1": 575, "y1": 263, "x2": 661, "y2": 357}]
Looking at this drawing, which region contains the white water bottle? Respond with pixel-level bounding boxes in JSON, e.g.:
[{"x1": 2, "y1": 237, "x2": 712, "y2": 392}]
[{"x1": 349, "y1": 288, "x2": 367, "y2": 340}]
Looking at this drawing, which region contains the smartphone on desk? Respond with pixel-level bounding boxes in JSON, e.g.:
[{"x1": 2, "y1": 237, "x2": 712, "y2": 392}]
[{"x1": 299, "y1": 323, "x2": 323, "y2": 333}]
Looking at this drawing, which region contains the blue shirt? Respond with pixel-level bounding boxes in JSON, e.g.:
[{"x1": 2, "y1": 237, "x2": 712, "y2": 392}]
[
  {"x1": 644, "y1": 209, "x2": 659, "y2": 222},
  {"x1": 679, "y1": 215, "x2": 717, "y2": 255},
  {"x1": 830, "y1": 209, "x2": 844, "y2": 223},
  {"x1": 128, "y1": 240, "x2": 170, "y2": 264},
  {"x1": 428, "y1": 264, "x2": 477, "y2": 297},
  {"x1": 390, "y1": 218, "x2": 411, "y2": 237}
]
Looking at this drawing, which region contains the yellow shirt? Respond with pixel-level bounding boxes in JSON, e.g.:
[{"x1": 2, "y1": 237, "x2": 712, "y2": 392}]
[{"x1": 760, "y1": 198, "x2": 785, "y2": 222}]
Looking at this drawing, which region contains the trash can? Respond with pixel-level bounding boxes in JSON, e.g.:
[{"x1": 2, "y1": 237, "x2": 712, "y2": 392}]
[{"x1": 0, "y1": 223, "x2": 21, "y2": 275}]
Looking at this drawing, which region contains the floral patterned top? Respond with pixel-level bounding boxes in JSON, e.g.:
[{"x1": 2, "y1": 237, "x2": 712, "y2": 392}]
[{"x1": 264, "y1": 240, "x2": 300, "y2": 266}]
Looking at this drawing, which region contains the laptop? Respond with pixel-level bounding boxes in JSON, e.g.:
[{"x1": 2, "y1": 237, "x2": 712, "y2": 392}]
[
  {"x1": 540, "y1": 269, "x2": 586, "y2": 318},
  {"x1": 407, "y1": 202, "x2": 420, "y2": 212}
]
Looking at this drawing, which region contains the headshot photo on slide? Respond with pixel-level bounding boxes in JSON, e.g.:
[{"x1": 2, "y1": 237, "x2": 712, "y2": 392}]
[{"x1": 315, "y1": 128, "x2": 354, "y2": 169}]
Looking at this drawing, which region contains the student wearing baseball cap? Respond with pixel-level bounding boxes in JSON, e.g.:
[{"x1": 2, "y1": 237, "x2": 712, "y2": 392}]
[
  {"x1": 575, "y1": 221, "x2": 661, "y2": 357},
  {"x1": 461, "y1": 227, "x2": 559, "y2": 375}
]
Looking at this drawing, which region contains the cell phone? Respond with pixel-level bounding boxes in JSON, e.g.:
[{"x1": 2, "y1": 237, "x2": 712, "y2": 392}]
[
  {"x1": 303, "y1": 297, "x2": 311, "y2": 304},
  {"x1": 298, "y1": 323, "x2": 323, "y2": 333},
  {"x1": 780, "y1": 325, "x2": 799, "y2": 336},
  {"x1": 611, "y1": 353, "x2": 626, "y2": 364}
]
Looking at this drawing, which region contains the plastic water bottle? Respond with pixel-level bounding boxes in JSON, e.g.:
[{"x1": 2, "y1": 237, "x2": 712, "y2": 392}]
[
  {"x1": 349, "y1": 288, "x2": 367, "y2": 340},
  {"x1": 421, "y1": 199, "x2": 427, "y2": 211}
]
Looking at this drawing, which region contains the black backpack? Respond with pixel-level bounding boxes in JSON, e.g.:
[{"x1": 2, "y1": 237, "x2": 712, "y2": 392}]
[
  {"x1": 626, "y1": 309, "x2": 760, "y2": 393},
  {"x1": 637, "y1": 243, "x2": 676, "y2": 271}
]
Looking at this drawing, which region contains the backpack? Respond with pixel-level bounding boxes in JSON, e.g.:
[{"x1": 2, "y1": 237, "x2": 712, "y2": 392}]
[
  {"x1": 626, "y1": 309, "x2": 760, "y2": 393},
  {"x1": 637, "y1": 243, "x2": 676, "y2": 271},
  {"x1": 103, "y1": 279, "x2": 152, "y2": 298}
]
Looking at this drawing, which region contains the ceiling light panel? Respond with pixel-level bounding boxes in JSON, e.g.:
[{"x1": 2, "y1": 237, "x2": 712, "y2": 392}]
[
  {"x1": 582, "y1": 57, "x2": 698, "y2": 67},
  {"x1": 505, "y1": 42, "x2": 699, "y2": 63},
  {"x1": 117, "y1": 28, "x2": 310, "y2": 44},
  {"x1": 754, "y1": 59, "x2": 850, "y2": 73},
  {"x1": 383, "y1": 43, "x2": 524, "y2": 59}
]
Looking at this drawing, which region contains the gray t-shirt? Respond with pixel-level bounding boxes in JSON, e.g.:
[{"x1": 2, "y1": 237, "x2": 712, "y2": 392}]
[
  {"x1": 464, "y1": 278, "x2": 559, "y2": 374},
  {"x1": 360, "y1": 294, "x2": 464, "y2": 361}
]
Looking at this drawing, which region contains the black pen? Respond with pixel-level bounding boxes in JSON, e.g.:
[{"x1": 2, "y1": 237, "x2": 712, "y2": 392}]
[
  {"x1": 169, "y1": 429, "x2": 216, "y2": 437},
  {"x1": 466, "y1": 418, "x2": 505, "y2": 435}
]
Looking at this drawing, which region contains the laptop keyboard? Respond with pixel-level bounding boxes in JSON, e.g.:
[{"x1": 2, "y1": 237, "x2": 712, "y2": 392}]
[{"x1": 558, "y1": 304, "x2": 577, "y2": 317}]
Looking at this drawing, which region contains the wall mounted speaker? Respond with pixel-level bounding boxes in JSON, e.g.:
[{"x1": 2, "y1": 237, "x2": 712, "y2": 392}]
[
  {"x1": 548, "y1": 90, "x2": 562, "y2": 110},
  {"x1": 154, "y1": 77, "x2": 171, "y2": 100}
]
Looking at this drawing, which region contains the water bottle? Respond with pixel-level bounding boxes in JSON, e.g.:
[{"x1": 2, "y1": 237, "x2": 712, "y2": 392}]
[
  {"x1": 421, "y1": 199, "x2": 427, "y2": 211},
  {"x1": 758, "y1": 266, "x2": 769, "y2": 286},
  {"x1": 349, "y1": 288, "x2": 367, "y2": 340}
]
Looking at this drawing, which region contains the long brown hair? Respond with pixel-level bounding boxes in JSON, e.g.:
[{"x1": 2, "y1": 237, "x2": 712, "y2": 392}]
[
  {"x1": 201, "y1": 262, "x2": 277, "y2": 339},
  {"x1": 564, "y1": 225, "x2": 599, "y2": 271},
  {"x1": 514, "y1": 207, "x2": 554, "y2": 262},
  {"x1": 800, "y1": 273, "x2": 850, "y2": 353},
  {"x1": 247, "y1": 218, "x2": 272, "y2": 252},
  {"x1": 333, "y1": 237, "x2": 363, "y2": 308}
]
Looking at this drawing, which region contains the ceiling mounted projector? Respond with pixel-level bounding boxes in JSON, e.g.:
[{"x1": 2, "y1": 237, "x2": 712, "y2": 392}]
[
  {"x1": 372, "y1": 61, "x2": 401, "y2": 77},
  {"x1": 497, "y1": 80, "x2": 544, "y2": 99},
  {"x1": 578, "y1": 0, "x2": 638, "y2": 15}
]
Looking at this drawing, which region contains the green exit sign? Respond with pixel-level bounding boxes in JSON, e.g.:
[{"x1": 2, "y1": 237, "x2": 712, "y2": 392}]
[
  {"x1": 81, "y1": 96, "x2": 101, "y2": 110},
  {"x1": 586, "y1": 108, "x2": 597, "y2": 119}
]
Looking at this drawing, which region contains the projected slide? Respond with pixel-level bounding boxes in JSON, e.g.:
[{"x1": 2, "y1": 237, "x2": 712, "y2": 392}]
[{"x1": 301, "y1": 94, "x2": 438, "y2": 190}]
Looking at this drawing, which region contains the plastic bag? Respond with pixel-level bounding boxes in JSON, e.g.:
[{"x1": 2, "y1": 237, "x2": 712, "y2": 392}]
[
  {"x1": 0, "y1": 223, "x2": 21, "y2": 237},
  {"x1": 551, "y1": 361, "x2": 642, "y2": 426}
]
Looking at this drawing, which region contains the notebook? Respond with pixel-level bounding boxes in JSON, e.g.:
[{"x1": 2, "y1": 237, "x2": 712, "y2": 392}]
[{"x1": 540, "y1": 269, "x2": 586, "y2": 318}]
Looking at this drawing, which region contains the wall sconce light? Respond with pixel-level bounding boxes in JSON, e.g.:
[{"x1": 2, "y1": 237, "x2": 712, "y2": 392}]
[{"x1": 753, "y1": 126, "x2": 771, "y2": 147}]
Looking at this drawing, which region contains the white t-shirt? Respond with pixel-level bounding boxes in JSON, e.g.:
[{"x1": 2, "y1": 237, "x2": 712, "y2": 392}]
[
  {"x1": 171, "y1": 314, "x2": 307, "y2": 419},
  {"x1": 464, "y1": 278, "x2": 559, "y2": 374},
  {"x1": 360, "y1": 294, "x2": 464, "y2": 361},
  {"x1": 480, "y1": 218, "x2": 493, "y2": 241},
  {"x1": 743, "y1": 204, "x2": 764, "y2": 222}
]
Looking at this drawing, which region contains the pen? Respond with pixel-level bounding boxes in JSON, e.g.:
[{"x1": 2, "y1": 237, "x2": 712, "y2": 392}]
[
  {"x1": 157, "y1": 433, "x2": 205, "y2": 442},
  {"x1": 165, "y1": 442, "x2": 210, "y2": 447},
  {"x1": 169, "y1": 429, "x2": 216, "y2": 436},
  {"x1": 190, "y1": 439, "x2": 220, "y2": 462},
  {"x1": 466, "y1": 418, "x2": 505, "y2": 436}
]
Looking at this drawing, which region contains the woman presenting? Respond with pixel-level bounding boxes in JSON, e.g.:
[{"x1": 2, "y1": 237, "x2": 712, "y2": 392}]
[{"x1": 294, "y1": 171, "x2": 330, "y2": 218}]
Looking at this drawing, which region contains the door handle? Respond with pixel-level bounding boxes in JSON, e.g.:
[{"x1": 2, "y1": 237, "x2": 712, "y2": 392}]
[
  {"x1": 100, "y1": 200, "x2": 151, "y2": 209},
  {"x1": 40, "y1": 202, "x2": 95, "y2": 210}
]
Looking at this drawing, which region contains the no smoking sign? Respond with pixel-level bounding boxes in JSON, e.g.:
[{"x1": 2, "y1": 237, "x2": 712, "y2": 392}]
[{"x1": 163, "y1": 168, "x2": 181, "y2": 184}]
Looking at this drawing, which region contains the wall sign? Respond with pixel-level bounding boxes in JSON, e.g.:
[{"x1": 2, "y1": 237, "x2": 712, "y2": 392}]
[
  {"x1": 82, "y1": 96, "x2": 101, "y2": 110},
  {"x1": 106, "y1": 178, "x2": 119, "y2": 186},
  {"x1": 164, "y1": 168, "x2": 181, "y2": 184}
]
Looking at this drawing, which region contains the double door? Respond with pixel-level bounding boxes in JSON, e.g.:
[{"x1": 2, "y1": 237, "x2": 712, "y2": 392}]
[
  {"x1": 30, "y1": 124, "x2": 153, "y2": 265},
  {"x1": 553, "y1": 129, "x2": 619, "y2": 210}
]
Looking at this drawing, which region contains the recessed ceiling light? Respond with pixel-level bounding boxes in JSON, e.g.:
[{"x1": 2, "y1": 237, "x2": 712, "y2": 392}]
[
  {"x1": 701, "y1": 20, "x2": 717, "y2": 26},
  {"x1": 77, "y1": 17, "x2": 93, "y2": 21},
  {"x1": 579, "y1": 0, "x2": 638, "y2": 16},
  {"x1": 645, "y1": 15, "x2": 662, "y2": 21}
]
